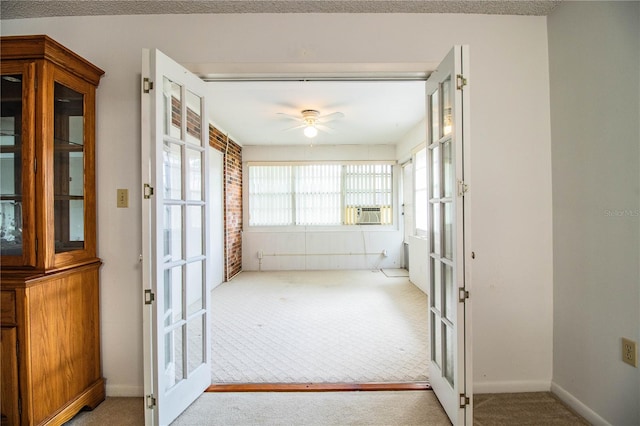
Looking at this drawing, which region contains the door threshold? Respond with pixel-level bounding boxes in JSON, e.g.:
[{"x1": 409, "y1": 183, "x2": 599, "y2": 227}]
[{"x1": 206, "y1": 382, "x2": 431, "y2": 392}]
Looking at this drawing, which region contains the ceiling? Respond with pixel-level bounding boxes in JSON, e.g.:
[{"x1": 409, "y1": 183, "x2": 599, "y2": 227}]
[
  {"x1": 1, "y1": 0, "x2": 560, "y2": 147},
  {"x1": 208, "y1": 80, "x2": 426, "y2": 146},
  {"x1": 1, "y1": 1, "x2": 561, "y2": 20}
]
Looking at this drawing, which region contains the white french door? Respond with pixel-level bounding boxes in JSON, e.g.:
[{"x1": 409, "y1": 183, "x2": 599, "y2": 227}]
[
  {"x1": 426, "y1": 45, "x2": 472, "y2": 425},
  {"x1": 142, "y1": 48, "x2": 212, "y2": 426}
]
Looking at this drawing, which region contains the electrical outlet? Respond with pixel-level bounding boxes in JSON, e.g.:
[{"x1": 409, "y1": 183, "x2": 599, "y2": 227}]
[
  {"x1": 622, "y1": 338, "x2": 638, "y2": 367},
  {"x1": 117, "y1": 188, "x2": 128, "y2": 208}
]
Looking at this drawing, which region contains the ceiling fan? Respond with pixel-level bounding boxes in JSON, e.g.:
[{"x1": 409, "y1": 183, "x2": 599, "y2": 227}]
[{"x1": 277, "y1": 109, "x2": 345, "y2": 138}]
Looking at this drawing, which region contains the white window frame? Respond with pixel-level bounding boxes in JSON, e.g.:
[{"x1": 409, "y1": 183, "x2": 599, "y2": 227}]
[{"x1": 244, "y1": 161, "x2": 398, "y2": 231}]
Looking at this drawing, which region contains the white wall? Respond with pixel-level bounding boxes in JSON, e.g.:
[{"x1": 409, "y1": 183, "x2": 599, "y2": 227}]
[
  {"x1": 1, "y1": 13, "x2": 553, "y2": 396},
  {"x1": 548, "y1": 2, "x2": 640, "y2": 425}
]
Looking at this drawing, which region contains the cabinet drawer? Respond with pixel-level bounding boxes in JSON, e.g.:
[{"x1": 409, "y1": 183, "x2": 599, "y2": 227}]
[{"x1": 0, "y1": 292, "x2": 16, "y2": 324}]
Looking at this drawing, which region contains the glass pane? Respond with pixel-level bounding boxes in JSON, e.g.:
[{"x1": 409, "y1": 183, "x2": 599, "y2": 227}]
[
  {"x1": 431, "y1": 311, "x2": 442, "y2": 368},
  {"x1": 443, "y1": 202, "x2": 453, "y2": 260},
  {"x1": 0, "y1": 74, "x2": 23, "y2": 255},
  {"x1": 187, "y1": 315, "x2": 205, "y2": 375},
  {"x1": 431, "y1": 203, "x2": 441, "y2": 256},
  {"x1": 164, "y1": 205, "x2": 182, "y2": 262},
  {"x1": 186, "y1": 206, "x2": 203, "y2": 258},
  {"x1": 443, "y1": 77, "x2": 452, "y2": 136},
  {"x1": 54, "y1": 83, "x2": 85, "y2": 253},
  {"x1": 186, "y1": 261, "x2": 203, "y2": 315},
  {"x1": 163, "y1": 141, "x2": 182, "y2": 200},
  {"x1": 164, "y1": 266, "x2": 183, "y2": 327},
  {"x1": 432, "y1": 259, "x2": 442, "y2": 312},
  {"x1": 185, "y1": 90, "x2": 202, "y2": 146},
  {"x1": 164, "y1": 326, "x2": 184, "y2": 387},
  {"x1": 444, "y1": 323, "x2": 454, "y2": 385},
  {"x1": 430, "y1": 88, "x2": 440, "y2": 143},
  {"x1": 431, "y1": 145, "x2": 440, "y2": 199},
  {"x1": 443, "y1": 140, "x2": 453, "y2": 198},
  {"x1": 186, "y1": 147, "x2": 202, "y2": 201},
  {"x1": 444, "y1": 264, "x2": 454, "y2": 321},
  {"x1": 163, "y1": 77, "x2": 182, "y2": 140}
]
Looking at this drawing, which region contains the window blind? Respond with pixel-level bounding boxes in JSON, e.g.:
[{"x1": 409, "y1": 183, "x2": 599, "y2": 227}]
[{"x1": 248, "y1": 162, "x2": 393, "y2": 227}]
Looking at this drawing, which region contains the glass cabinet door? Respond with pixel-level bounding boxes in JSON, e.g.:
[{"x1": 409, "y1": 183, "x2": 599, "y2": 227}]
[
  {"x1": 0, "y1": 74, "x2": 24, "y2": 256},
  {"x1": 53, "y1": 82, "x2": 85, "y2": 253}
]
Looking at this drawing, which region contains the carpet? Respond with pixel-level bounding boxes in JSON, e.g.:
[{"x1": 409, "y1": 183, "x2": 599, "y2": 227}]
[
  {"x1": 173, "y1": 391, "x2": 450, "y2": 426},
  {"x1": 211, "y1": 270, "x2": 429, "y2": 384}
]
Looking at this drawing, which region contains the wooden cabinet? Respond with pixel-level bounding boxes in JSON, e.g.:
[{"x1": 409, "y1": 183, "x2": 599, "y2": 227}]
[{"x1": 0, "y1": 35, "x2": 105, "y2": 425}]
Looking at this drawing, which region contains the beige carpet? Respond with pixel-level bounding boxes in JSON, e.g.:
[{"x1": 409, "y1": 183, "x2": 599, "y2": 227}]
[
  {"x1": 211, "y1": 270, "x2": 428, "y2": 384},
  {"x1": 64, "y1": 392, "x2": 590, "y2": 425}
]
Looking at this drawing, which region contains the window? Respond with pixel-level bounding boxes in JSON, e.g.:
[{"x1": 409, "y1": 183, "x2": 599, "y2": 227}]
[
  {"x1": 248, "y1": 162, "x2": 393, "y2": 227},
  {"x1": 414, "y1": 147, "x2": 428, "y2": 235}
]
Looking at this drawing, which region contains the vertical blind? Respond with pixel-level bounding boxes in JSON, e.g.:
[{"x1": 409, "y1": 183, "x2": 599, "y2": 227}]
[{"x1": 248, "y1": 163, "x2": 393, "y2": 226}]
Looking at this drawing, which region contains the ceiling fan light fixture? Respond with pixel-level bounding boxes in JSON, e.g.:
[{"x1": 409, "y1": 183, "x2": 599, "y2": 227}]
[{"x1": 304, "y1": 125, "x2": 318, "y2": 138}]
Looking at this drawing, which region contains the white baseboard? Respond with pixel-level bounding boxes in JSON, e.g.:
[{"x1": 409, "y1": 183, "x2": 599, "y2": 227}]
[
  {"x1": 550, "y1": 382, "x2": 611, "y2": 426},
  {"x1": 106, "y1": 384, "x2": 144, "y2": 397},
  {"x1": 473, "y1": 380, "x2": 551, "y2": 394}
]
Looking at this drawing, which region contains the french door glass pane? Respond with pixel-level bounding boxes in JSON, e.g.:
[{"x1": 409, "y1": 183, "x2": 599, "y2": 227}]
[
  {"x1": 186, "y1": 148, "x2": 202, "y2": 201},
  {"x1": 165, "y1": 326, "x2": 184, "y2": 387},
  {"x1": 444, "y1": 264, "x2": 454, "y2": 321},
  {"x1": 431, "y1": 145, "x2": 440, "y2": 199},
  {"x1": 163, "y1": 141, "x2": 182, "y2": 200},
  {"x1": 164, "y1": 205, "x2": 182, "y2": 262},
  {"x1": 432, "y1": 258, "x2": 442, "y2": 312},
  {"x1": 443, "y1": 202, "x2": 453, "y2": 260},
  {"x1": 432, "y1": 203, "x2": 441, "y2": 256},
  {"x1": 164, "y1": 266, "x2": 183, "y2": 326},
  {"x1": 186, "y1": 205, "x2": 203, "y2": 258},
  {"x1": 187, "y1": 316, "x2": 204, "y2": 374},
  {"x1": 186, "y1": 261, "x2": 203, "y2": 315},
  {"x1": 443, "y1": 140, "x2": 453, "y2": 198},
  {"x1": 442, "y1": 78, "x2": 452, "y2": 136},
  {"x1": 444, "y1": 324, "x2": 454, "y2": 385},
  {"x1": 164, "y1": 77, "x2": 182, "y2": 140},
  {"x1": 185, "y1": 90, "x2": 202, "y2": 146},
  {"x1": 432, "y1": 312, "x2": 442, "y2": 368},
  {"x1": 430, "y1": 89, "x2": 440, "y2": 143}
]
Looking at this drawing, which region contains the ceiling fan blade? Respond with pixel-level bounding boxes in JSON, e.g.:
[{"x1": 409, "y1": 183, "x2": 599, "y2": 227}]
[
  {"x1": 276, "y1": 112, "x2": 303, "y2": 121},
  {"x1": 316, "y1": 124, "x2": 335, "y2": 134},
  {"x1": 282, "y1": 123, "x2": 306, "y2": 131},
  {"x1": 318, "y1": 111, "x2": 345, "y2": 122}
]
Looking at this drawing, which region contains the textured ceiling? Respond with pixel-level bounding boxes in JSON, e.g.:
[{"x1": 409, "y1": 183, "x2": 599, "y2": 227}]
[{"x1": 1, "y1": 0, "x2": 561, "y2": 20}]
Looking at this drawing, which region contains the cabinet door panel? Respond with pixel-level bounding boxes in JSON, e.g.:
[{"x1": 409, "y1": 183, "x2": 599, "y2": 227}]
[{"x1": 1, "y1": 327, "x2": 20, "y2": 426}]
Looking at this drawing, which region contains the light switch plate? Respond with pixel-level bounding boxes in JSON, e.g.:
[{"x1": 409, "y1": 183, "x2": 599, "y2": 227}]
[
  {"x1": 117, "y1": 188, "x2": 128, "y2": 208},
  {"x1": 622, "y1": 338, "x2": 638, "y2": 367}
]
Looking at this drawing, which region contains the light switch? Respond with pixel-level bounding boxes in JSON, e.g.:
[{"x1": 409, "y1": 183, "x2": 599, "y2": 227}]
[{"x1": 117, "y1": 188, "x2": 128, "y2": 208}]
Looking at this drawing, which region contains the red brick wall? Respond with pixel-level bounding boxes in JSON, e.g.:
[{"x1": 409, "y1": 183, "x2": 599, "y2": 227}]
[{"x1": 209, "y1": 125, "x2": 243, "y2": 279}]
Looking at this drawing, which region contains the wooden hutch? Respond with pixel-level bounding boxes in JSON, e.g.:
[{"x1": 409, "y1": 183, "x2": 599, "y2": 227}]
[{"x1": 0, "y1": 35, "x2": 105, "y2": 425}]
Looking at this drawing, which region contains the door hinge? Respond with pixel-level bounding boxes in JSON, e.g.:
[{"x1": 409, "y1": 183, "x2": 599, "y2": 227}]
[
  {"x1": 143, "y1": 183, "x2": 154, "y2": 199},
  {"x1": 457, "y1": 180, "x2": 469, "y2": 197},
  {"x1": 34, "y1": 157, "x2": 37, "y2": 174},
  {"x1": 459, "y1": 394, "x2": 470, "y2": 408},
  {"x1": 458, "y1": 288, "x2": 469, "y2": 303},
  {"x1": 456, "y1": 74, "x2": 467, "y2": 90},
  {"x1": 144, "y1": 289, "x2": 155, "y2": 305},
  {"x1": 143, "y1": 77, "x2": 154, "y2": 93},
  {"x1": 146, "y1": 394, "x2": 157, "y2": 409}
]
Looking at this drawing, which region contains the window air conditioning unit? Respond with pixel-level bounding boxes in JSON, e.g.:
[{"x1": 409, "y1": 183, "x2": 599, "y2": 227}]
[{"x1": 357, "y1": 206, "x2": 382, "y2": 225}]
